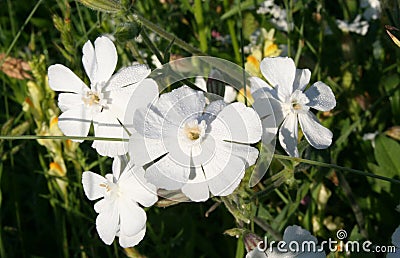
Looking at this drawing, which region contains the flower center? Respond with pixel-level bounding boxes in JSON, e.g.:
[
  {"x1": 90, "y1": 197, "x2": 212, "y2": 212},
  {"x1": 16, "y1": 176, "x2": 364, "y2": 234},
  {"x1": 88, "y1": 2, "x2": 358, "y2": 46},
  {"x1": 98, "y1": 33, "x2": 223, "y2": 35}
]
[
  {"x1": 292, "y1": 102, "x2": 302, "y2": 110},
  {"x1": 83, "y1": 91, "x2": 101, "y2": 106},
  {"x1": 289, "y1": 90, "x2": 310, "y2": 113},
  {"x1": 82, "y1": 89, "x2": 107, "y2": 112},
  {"x1": 99, "y1": 180, "x2": 120, "y2": 198},
  {"x1": 184, "y1": 120, "x2": 206, "y2": 141}
]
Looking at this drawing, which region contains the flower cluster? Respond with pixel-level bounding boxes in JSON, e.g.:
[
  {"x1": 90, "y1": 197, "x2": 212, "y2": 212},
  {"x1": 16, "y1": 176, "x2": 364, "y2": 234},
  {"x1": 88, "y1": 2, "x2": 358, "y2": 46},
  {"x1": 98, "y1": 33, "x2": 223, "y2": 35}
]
[
  {"x1": 256, "y1": 0, "x2": 293, "y2": 32},
  {"x1": 47, "y1": 36, "x2": 336, "y2": 247}
]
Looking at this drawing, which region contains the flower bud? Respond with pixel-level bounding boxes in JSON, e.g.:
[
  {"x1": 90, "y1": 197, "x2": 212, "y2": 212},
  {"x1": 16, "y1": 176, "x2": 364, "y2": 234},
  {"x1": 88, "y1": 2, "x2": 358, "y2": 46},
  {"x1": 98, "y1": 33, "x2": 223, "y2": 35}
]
[{"x1": 243, "y1": 232, "x2": 263, "y2": 252}]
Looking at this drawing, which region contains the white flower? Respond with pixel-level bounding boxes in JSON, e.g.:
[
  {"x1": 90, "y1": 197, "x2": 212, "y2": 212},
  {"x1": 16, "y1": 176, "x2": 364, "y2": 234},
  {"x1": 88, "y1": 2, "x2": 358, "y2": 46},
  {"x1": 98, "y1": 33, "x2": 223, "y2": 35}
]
[
  {"x1": 336, "y1": 15, "x2": 369, "y2": 36},
  {"x1": 362, "y1": 131, "x2": 379, "y2": 148},
  {"x1": 256, "y1": 1, "x2": 293, "y2": 32},
  {"x1": 361, "y1": 0, "x2": 381, "y2": 21},
  {"x1": 251, "y1": 57, "x2": 336, "y2": 157},
  {"x1": 48, "y1": 36, "x2": 152, "y2": 157},
  {"x1": 387, "y1": 226, "x2": 400, "y2": 258},
  {"x1": 129, "y1": 85, "x2": 262, "y2": 202},
  {"x1": 82, "y1": 156, "x2": 157, "y2": 247},
  {"x1": 151, "y1": 54, "x2": 163, "y2": 68},
  {"x1": 246, "y1": 225, "x2": 325, "y2": 258}
]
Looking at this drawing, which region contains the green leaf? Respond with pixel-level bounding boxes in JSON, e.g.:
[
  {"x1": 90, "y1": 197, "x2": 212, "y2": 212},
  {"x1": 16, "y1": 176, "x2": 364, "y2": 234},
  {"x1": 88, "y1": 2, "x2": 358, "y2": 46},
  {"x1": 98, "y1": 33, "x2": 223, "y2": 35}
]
[
  {"x1": 374, "y1": 135, "x2": 400, "y2": 178},
  {"x1": 221, "y1": 0, "x2": 265, "y2": 20}
]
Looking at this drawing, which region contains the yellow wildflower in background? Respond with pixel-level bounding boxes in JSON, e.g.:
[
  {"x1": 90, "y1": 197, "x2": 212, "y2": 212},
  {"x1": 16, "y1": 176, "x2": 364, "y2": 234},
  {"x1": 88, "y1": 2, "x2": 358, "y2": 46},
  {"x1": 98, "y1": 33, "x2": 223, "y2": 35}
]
[{"x1": 245, "y1": 28, "x2": 281, "y2": 77}]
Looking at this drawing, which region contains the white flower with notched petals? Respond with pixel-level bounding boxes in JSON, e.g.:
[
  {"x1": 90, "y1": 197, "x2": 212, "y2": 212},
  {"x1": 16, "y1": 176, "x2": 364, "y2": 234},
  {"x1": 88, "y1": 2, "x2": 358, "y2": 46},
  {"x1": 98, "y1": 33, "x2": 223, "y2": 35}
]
[
  {"x1": 82, "y1": 156, "x2": 157, "y2": 247},
  {"x1": 387, "y1": 226, "x2": 400, "y2": 258},
  {"x1": 251, "y1": 57, "x2": 336, "y2": 157},
  {"x1": 129, "y1": 85, "x2": 262, "y2": 202},
  {"x1": 336, "y1": 15, "x2": 369, "y2": 36},
  {"x1": 246, "y1": 225, "x2": 325, "y2": 258},
  {"x1": 48, "y1": 36, "x2": 152, "y2": 157},
  {"x1": 361, "y1": 0, "x2": 381, "y2": 21}
]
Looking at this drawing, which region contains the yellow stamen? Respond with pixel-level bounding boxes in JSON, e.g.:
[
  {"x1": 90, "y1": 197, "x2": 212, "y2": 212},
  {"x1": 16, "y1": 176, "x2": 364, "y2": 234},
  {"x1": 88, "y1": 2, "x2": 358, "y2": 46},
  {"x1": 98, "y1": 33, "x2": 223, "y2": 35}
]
[
  {"x1": 292, "y1": 103, "x2": 302, "y2": 110},
  {"x1": 99, "y1": 183, "x2": 111, "y2": 192},
  {"x1": 186, "y1": 127, "x2": 200, "y2": 140}
]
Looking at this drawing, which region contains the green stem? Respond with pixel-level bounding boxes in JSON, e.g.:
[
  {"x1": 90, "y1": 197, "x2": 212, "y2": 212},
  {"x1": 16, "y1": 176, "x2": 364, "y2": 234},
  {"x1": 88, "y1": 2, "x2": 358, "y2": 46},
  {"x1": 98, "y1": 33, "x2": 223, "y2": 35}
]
[
  {"x1": 131, "y1": 13, "x2": 205, "y2": 55},
  {"x1": 0, "y1": 135, "x2": 128, "y2": 142},
  {"x1": 223, "y1": 0, "x2": 240, "y2": 63},
  {"x1": 194, "y1": 0, "x2": 208, "y2": 53},
  {"x1": 253, "y1": 217, "x2": 282, "y2": 241},
  {"x1": 273, "y1": 154, "x2": 400, "y2": 184},
  {"x1": 140, "y1": 29, "x2": 164, "y2": 63},
  {"x1": 0, "y1": 0, "x2": 44, "y2": 67}
]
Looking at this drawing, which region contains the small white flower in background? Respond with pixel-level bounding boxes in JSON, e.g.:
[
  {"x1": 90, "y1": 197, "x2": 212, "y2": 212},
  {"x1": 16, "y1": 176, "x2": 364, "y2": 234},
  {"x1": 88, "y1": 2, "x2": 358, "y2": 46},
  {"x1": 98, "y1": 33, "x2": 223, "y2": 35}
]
[
  {"x1": 387, "y1": 226, "x2": 400, "y2": 258},
  {"x1": 195, "y1": 76, "x2": 237, "y2": 103},
  {"x1": 82, "y1": 156, "x2": 157, "y2": 247},
  {"x1": 129, "y1": 85, "x2": 262, "y2": 202},
  {"x1": 256, "y1": 0, "x2": 293, "y2": 32},
  {"x1": 362, "y1": 131, "x2": 379, "y2": 148},
  {"x1": 361, "y1": 0, "x2": 381, "y2": 21},
  {"x1": 251, "y1": 57, "x2": 336, "y2": 157},
  {"x1": 246, "y1": 225, "x2": 325, "y2": 258},
  {"x1": 151, "y1": 54, "x2": 163, "y2": 69},
  {"x1": 336, "y1": 15, "x2": 369, "y2": 36},
  {"x1": 256, "y1": 0, "x2": 274, "y2": 14},
  {"x1": 48, "y1": 36, "x2": 152, "y2": 157}
]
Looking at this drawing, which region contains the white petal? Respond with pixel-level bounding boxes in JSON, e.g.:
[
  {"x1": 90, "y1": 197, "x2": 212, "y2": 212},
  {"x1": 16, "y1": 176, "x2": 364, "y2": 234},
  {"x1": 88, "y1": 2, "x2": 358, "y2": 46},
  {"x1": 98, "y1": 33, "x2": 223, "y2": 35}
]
[
  {"x1": 298, "y1": 112, "x2": 332, "y2": 149},
  {"x1": 129, "y1": 134, "x2": 167, "y2": 166},
  {"x1": 119, "y1": 226, "x2": 146, "y2": 248},
  {"x1": 123, "y1": 78, "x2": 159, "y2": 135},
  {"x1": 259, "y1": 57, "x2": 296, "y2": 101},
  {"x1": 58, "y1": 93, "x2": 83, "y2": 112},
  {"x1": 92, "y1": 110, "x2": 127, "y2": 157},
  {"x1": 48, "y1": 64, "x2": 88, "y2": 94},
  {"x1": 119, "y1": 165, "x2": 158, "y2": 207},
  {"x1": 94, "y1": 198, "x2": 107, "y2": 213},
  {"x1": 82, "y1": 40, "x2": 97, "y2": 83},
  {"x1": 203, "y1": 144, "x2": 246, "y2": 196},
  {"x1": 283, "y1": 225, "x2": 317, "y2": 243},
  {"x1": 224, "y1": 141, "x2": 260, "y2": 167},
  {"x1": 58, "y1": 105, "x2": 92, "y2": 142},
  {"x1": 96, "y1": 201, "x2": 119, "y2": 245},
  {"x1": 252, "y1": 97, "x2": 283, "y2": 143},
  {"x1": 82, "y1": 171, "x2": 106, "y2": 200},
  {"x1": 209, "y1": 102, "x2": 262, "y2": 144},
  {"x1": 181, "y1": 166, "x2": 210, "y2": 202},
  {"x1": 279, "y1": 113, "x2": 299, "y2": 157},
  {"x1": 145, "y1": 154, "x2": 189, "y2": 190},
  {"x1": 156, "y1": 86, "x2": 205, "y2": 125},
  {"x1": 93, "y1": 36, "x2": 117, "y2": 84},
  {"x1": 105, "y1": 64, "x2": 150, "y2": 91},
  {"x1": 304, "y1": 81, "x2": 336, "y2": 111},
  {"x1": 104, "y1": 87, "x2": 134, "y2": 120},
  {"x1": 195, "y1": 76, "x2": 207, "y2": 92},
  {"x1": 119, "y1": 198, "x2": 146, "y2": 237},
  {"x1": 223, "y1": 86, "x2": 237, "y2": 103},
  {"x1": 163, "y1": 120, "x2": 191, "y2": 166},
  {"x1": 200, "y1": 100, "x2": 226, "y2": 124},
  {"x1": 132, "y1": 106, "x2": 164, "y2": 139},
  {"x1": 246, "y1": 249, "x2": 268, "y2": 258},
  {"x1": 249, "y1": 77, "x2": 277, "y2": 100},
  {"x1": 294, "y1": 68, "x2": 311, "y2": 91},
  {"x1": 112, "y1": 155, "x2": 128, "y2": 180}
]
